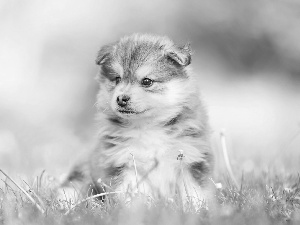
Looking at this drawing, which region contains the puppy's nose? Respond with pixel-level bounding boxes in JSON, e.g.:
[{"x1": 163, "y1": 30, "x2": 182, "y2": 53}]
[{"x1": 117, "y1": 95, "x2": 130, "y2": 107}]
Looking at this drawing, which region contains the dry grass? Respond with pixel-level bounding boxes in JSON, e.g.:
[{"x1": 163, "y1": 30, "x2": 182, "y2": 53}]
[
  {"x1": 0, "y1": 170, "x2": 300, "y2": 225},
  {"x1": 1, "y1": 132, "x2": 300, "y2": 224}
]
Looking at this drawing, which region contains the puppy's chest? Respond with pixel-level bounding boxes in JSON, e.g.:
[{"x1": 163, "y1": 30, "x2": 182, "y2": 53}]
[
  {"x1": 103, "y1": 127, "x2": 180, "y2": 166},
  {"x1": 126, "y1": 128, "x2": 177, "y2": 160}
]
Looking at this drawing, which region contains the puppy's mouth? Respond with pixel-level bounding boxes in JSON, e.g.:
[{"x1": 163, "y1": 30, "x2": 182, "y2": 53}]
[
  {"x1": 117, "y1": 109, "x2": 148, "y2": 115},
  {"x1": 118, "y1": 109, "x2": 136, "y2": 114}
]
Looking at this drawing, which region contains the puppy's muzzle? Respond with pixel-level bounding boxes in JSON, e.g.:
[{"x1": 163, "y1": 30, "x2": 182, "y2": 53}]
[{"x1": 117, "y1": 95, "x2": 130, "y2": 107}]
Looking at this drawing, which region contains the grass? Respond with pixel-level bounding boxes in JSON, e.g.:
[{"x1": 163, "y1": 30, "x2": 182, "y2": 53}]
[
  {"x1": 0, "y1": 170, "x2": 300, "y2": 225},
  {"x1": 1, "y1": 132, "x2": 300, "y2": 224}
]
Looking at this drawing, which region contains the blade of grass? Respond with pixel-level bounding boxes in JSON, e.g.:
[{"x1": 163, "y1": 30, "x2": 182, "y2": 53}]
[
  {"x1": 130, "y1": 153, "x2": 139, "y2": 193},
  {"x1": 0, "y1": 169, "x2": 45, "y2": 213},
  {"x1": 220, "y1": 130, "x2": 239, "y2": 188},
  {"x1": 178, "y1": 150, "x2": 190, "y2": 199},
  {"x1": 21, "y1": 179, "x2": 46, "y2": 210},
  {"x1": 39, "y1": 170, "x2": 46, "y2": 190}
]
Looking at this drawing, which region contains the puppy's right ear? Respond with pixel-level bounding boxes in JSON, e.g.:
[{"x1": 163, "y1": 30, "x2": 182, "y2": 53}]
[
  {"x1": 95, "y1": 43, "x2": 115, "y2": 65},
  {"x1": 166, "y1": 43, "x2": 192, "y2": 67}
]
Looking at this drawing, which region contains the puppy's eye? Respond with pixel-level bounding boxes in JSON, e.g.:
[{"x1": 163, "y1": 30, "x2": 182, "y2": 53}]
[
  {"x1": 141, "y1": 78, "x2": 153, "y2": 87},
  {"x1": 115, "y1": 77, "x2": 121, "y2": 85}
]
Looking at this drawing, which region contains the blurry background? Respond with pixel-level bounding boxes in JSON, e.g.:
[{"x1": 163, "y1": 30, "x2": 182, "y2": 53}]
[{"x1": 0, "y1": 0, "x2": 299, "y2": 180}]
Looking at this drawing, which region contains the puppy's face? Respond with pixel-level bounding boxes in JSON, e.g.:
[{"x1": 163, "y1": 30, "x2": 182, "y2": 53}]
[{"x1": 96, "y1": 34, "x2": 193, "y2": 123}]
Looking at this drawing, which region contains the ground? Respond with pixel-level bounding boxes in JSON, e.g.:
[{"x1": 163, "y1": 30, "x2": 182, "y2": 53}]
[{"x1": 0, "y1": 171, "x2": 300, "y2": 225}]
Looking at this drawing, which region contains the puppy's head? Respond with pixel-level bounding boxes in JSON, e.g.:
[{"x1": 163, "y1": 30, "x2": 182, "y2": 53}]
[{"x1": 96, "y1": 34, "x2": 195, "y2": 124}]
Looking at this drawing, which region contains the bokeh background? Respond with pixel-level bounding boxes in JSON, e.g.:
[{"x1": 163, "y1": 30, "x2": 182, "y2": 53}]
[{"x1": 0, "y1": 0, "x2": 300, "y2": 180}]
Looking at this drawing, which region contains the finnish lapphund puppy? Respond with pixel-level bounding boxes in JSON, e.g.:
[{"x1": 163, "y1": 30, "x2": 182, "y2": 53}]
[{"x1": 62, "y1": 33, "x2": 213, "y2": 208}]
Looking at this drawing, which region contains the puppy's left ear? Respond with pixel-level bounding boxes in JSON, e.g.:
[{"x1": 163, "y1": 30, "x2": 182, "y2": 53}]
[
  {"x1": 95, "y1": 43, "x2": 115, "y2": 65},
  {"x1": 166, "y1": 43, "x2": 192, "y2": 67}
]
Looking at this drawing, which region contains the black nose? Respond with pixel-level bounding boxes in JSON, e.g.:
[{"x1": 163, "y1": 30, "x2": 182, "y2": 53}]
[{"x1": 117, "y1": 95, "x2": 130, "y2": 107}]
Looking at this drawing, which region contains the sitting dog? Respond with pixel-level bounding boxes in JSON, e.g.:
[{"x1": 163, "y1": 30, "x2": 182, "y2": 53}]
[{"x1": 62, "y1": 33, "x2": 213, "y2": 208}]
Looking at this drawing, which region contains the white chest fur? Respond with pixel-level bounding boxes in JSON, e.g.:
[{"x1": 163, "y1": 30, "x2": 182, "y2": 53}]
[
  {"x1": 114, "y1": 127, "x2": 181, "y2": 196},
  {"x1": 98, "y1": 124, "x2": 206, "y2": 198},
  {"x1": 101, "y1": 126, "x2": 180, "y2": 168}
]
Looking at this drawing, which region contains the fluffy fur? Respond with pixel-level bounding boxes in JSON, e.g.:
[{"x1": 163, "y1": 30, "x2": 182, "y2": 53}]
[{"x1": 63, "y1": 33, "x2": 213, "y2": 206}]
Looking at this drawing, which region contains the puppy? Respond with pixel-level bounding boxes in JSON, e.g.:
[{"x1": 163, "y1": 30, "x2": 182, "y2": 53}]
[{"x1": 62, "y1": 33, "x2": 213, "y2": 208}]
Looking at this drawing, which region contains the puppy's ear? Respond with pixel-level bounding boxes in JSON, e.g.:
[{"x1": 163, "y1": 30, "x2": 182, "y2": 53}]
[
  {"x1": 166, "y1": 43, "x2": 192, "y2": 67},
  {"x1": 95, "y1": 43, "x2": 115, "y2": 65}
]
